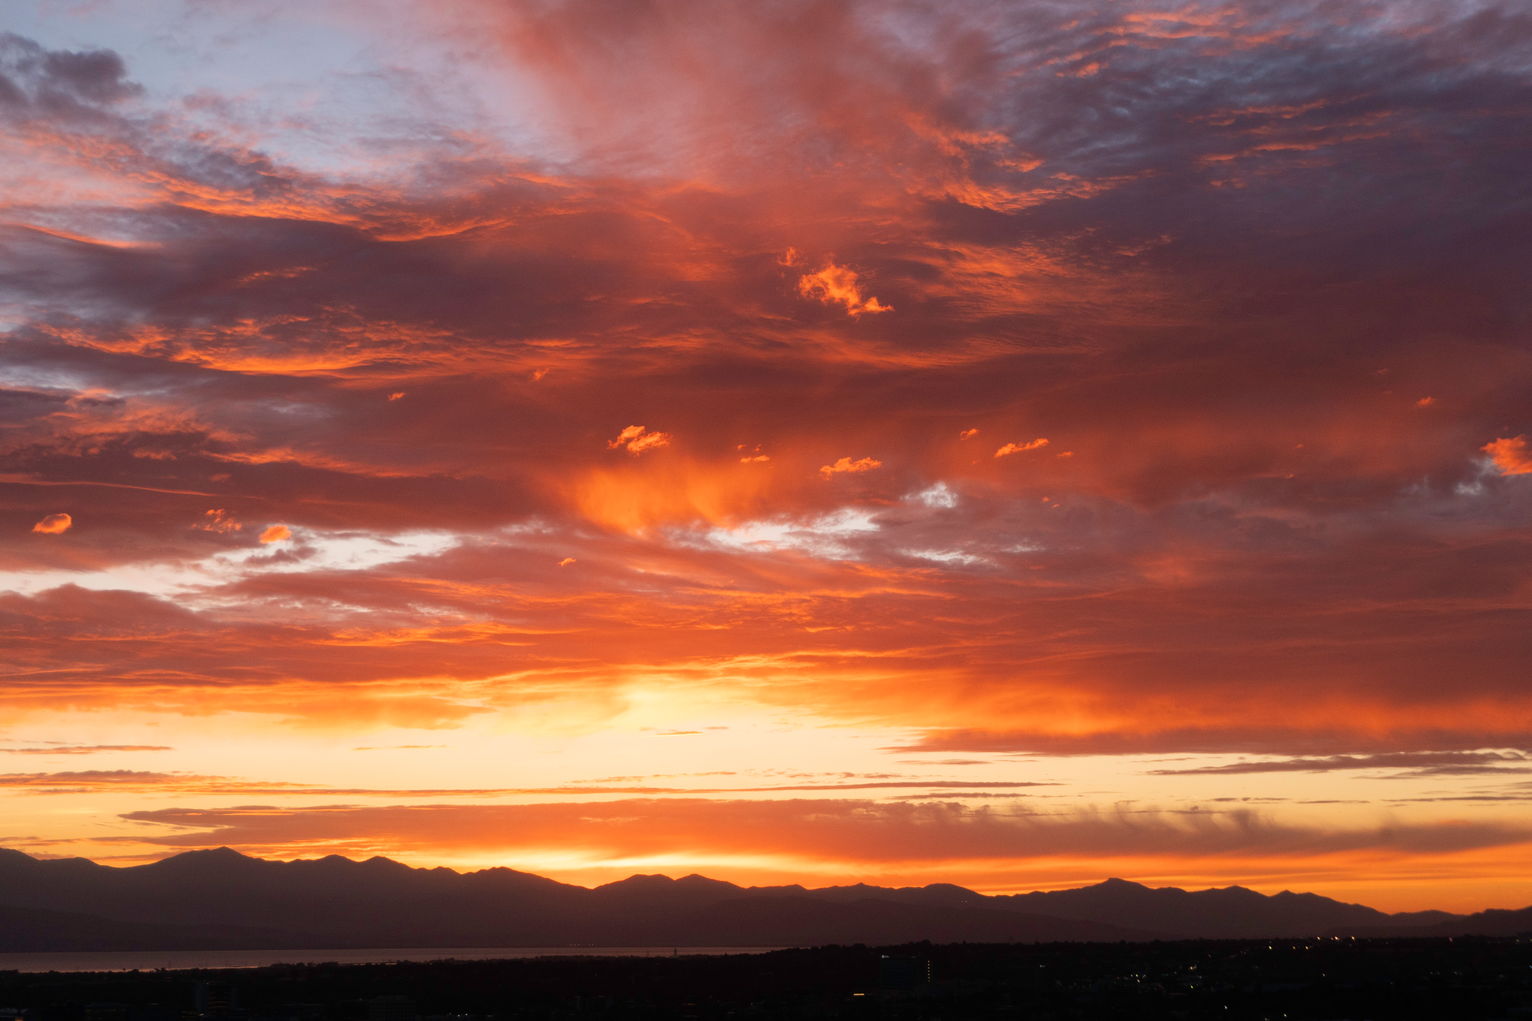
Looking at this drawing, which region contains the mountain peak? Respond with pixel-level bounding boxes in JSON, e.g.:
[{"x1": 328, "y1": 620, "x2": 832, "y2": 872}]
[
  {"x1": 179, "y1": 846, "x2": 250, "y2": 861},
  {"x1": 145, "y1": 846, "x2": 258, "y2": 872},
  {"x1": 1096, "y1": 877, "x2": 1149, "y2": 891},
  {"x1": 923, "y1": 882, "x2": 982, "y2": 898}
]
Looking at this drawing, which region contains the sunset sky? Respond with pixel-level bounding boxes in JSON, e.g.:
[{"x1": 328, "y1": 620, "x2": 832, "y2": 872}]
[{"x1": 3, "y1": 0, "x2": 1531, "y2": 915}]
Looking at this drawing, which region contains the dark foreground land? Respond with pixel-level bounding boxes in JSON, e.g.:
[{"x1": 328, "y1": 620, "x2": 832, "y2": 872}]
[{"x1": 3, "y1": 938, "x2": 1531, "y2": 1020}]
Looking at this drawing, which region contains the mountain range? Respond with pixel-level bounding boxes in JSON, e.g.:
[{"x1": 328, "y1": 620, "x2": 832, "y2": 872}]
[{"x1": 0, "y1": 848, "x2": 1526, "y2": 952}]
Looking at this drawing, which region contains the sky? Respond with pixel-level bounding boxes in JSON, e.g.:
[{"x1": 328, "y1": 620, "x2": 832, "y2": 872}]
[{"x1": 1, "y1": 0, "x2": 1530, "y2": 915}]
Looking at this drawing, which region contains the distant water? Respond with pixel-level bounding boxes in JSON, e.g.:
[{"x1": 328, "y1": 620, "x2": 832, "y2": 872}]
[{"x1": 0, "y1": 946, "x2": 785, "y2": 973}]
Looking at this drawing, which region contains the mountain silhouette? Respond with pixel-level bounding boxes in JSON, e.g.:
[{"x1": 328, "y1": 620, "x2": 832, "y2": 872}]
[
  {"x1": 0, "y1": 848, "x2": 1513, "y2": 952},
  {"x1": 1332, "y1": 903, "x2": 1532, "y2": 938},
  {"x1": 996, "y1": 877, "x2": 1449, "y2": 939}
]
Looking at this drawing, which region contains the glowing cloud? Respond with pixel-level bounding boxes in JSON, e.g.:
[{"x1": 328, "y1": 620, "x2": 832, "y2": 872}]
[
  {"x1": 960, "y1": 428, "x2": 980, "y2": 439},
  {"x1": 608, "y1": 425, "x2": 672, "y2": 455},
  {"x1": 558, "y1": 557, "x2": 576, "y2": 567},
  {"x1": 819, "y1": 456, "x2": 883, "y2": 478},
  {"x1": 1483, "y1": 436, "x2": 1532, "y2": 476},
  {"x1": 796, "y1": 261, "x2": 892, "y2": 317},
  {"x1": 31, "y1": 513, "x2": 73, "y2": 535},
  {"x1": 259, "y1": 524, "x2": 292, "y2": 544},
  {"x1": 994, "y1": 438, "x2": 1050, "y2": 458},
  {"x1": 195, "y1": 508, "x2": 242, "y2": 533}
]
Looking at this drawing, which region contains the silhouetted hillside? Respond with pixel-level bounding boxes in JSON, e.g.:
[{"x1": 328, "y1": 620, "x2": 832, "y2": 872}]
[
  {"x1": 997, "y1": 876, "x2": 1452, "y2": 939},
  {"x1": 0, "y1": 847, "x2": 1518, "y2": 951},
  {"x1": 1334, "y1": 903, "x2": 1532, "y2": 938}
]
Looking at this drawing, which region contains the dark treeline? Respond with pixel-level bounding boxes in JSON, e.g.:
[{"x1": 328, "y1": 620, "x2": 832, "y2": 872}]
[{"x1": 2, "y1": 938, "x2": 1531, "y2": 1020}]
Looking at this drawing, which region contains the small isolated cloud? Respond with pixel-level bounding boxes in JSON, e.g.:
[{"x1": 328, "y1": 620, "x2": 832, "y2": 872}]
[
  {"x1": 31, "y1": 513, "x2": 72, "y2": 535},
  {"x1": 796, "y1": 261, "x2": 891, "y2": 317},
  {"x1": 1415, "y1": 396, "x2": 1435, "y2": 408},
  {"x1": 195, "y1": 508, "x2": 242, "y2": 534},
  {"x1": 258, "y1": 524, "x2": 291, "y2": 544},
  {"x1": 1483, "y1": 435, "x2": 1532, "y2": 476},
  {"x1": 778, "y1": 247, "x2": 800, "y2": 267},
  {"x1": 960, "y1": 428, "x2": 979, "y2": 439},
  {"x1": 737, "y1": 444, "x2": 770, "y2": 463},
  {"x1": 994, "y1": 438, "x2": 1050, "y2": 458},
  {"x1": 608, "y1": 424, "x2": 671, "y2": 455},
  {"x1": 557, "y1": 557, "x2": 576, "y2": 567},
  {"x1": 387, "y1": 391, "x2": 406, "y2": 401},
  {"x1": 819, "y1": 456, "x2": 883, "y2": 479}
]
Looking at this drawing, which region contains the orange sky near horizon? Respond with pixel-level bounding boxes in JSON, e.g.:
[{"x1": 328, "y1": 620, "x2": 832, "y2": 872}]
[{"x1": 2, "y1": 0, "x2": 1531, "y2": 916}]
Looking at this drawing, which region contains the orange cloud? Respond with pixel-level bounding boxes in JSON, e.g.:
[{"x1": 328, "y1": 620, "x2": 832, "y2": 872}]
[
  {"x1": 31, "y1": 513, "x2": 72, "y2": 535},
  {"x1": 1483, "y1": 436, "x2": 1532, "y2": 476},
  {"x1": 558, "y1": 556, "x2": 576, "y2": 567},
  {"x1": 796, "y1": 261, "x2": 892, "y2": 317},
  {"x1": 819, "y1": 456, "x2": 883, "y2": 479},
  {"x1": 994, "y1": 438, "x2": 1049, "y2": 458},
  {"x1": 195, "y1": 508, "x2": 242, "y2": 533},
  {"x1": 960, "y1": 428, "x2": 979, "y2": 439},
  {"x1": 259, "y1": 524, "x2": 291, "y2": 544},
  {"x1": 608, "y1": 424, "x2": 672, "y2": 455}
]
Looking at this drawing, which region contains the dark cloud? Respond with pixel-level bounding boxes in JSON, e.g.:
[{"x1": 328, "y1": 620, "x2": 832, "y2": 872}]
[
  {"x1": 900, "y1": 729, "x2": 1532, "y2": 758},
  {"x1": 0, "y1": 32, "x2": 139, "y2": 121},
  {"x1": 1149, "y1": 750, "x2": 1532, "y2": 776}
]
